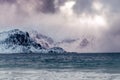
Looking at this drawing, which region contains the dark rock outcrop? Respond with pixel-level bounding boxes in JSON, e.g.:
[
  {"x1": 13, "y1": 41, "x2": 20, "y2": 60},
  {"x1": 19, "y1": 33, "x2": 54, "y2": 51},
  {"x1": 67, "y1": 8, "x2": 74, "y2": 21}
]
[{"x1": 0, "y1": 29, "x2": 65, "y2": 53}]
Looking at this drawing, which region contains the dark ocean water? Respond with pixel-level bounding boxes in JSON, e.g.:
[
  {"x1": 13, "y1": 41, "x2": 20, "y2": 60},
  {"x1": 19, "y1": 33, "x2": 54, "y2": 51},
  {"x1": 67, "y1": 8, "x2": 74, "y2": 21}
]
[
  {"x1": 0, "y1": 53, "x2": 120, "y2": 70},
  {"x1": 0, "y1": 53, "x2": 120, "y2": 80}
]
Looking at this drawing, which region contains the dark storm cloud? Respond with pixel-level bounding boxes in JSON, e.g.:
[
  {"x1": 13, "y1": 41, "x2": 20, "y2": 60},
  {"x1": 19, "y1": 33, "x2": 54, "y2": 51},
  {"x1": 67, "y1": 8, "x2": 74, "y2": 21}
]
[
  {"x1": 35, "y1": 0, "x2": 55, "y2": 13},
  {"x1": 73, "y1": 0, "x2": 94, "y2": 14},
  {"x1": 0, "y1": 0, "x2": 16, "y2": 4},
  {"x1": 0, "y1": 0, "x2": 56, "y2": 14},
  {"x1": 101, "y1": 0, "x2": 120, "y2": 12},
  {"x1": 57, "y1": 0, "x2": 65, "y2": 5}
]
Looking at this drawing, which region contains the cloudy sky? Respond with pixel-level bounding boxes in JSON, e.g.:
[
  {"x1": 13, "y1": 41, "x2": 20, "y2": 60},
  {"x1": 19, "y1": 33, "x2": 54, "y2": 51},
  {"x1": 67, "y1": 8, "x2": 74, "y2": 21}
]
[{"x1": 0, "y1": 0, "x2": 120, "y2": 52}]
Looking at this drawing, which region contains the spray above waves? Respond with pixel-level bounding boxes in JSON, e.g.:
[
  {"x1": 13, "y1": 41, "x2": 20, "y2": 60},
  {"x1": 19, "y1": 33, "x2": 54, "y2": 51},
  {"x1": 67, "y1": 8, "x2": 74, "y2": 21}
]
[{"x1": 0, "y1": 69, "x2": 120, "y2": 80}]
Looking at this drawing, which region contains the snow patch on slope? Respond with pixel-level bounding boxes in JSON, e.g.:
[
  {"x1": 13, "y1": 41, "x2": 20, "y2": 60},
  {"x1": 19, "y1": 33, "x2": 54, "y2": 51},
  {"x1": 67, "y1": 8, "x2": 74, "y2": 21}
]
[{"x1": 0, "y1": 29, "x2": 65, "y2": 53}]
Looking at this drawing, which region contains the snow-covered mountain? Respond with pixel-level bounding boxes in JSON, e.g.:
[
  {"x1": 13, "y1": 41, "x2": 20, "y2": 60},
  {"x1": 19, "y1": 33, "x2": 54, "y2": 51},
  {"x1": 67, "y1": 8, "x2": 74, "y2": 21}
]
[
  {"x1": 29, "y1": 30, "x2": 96, "y2": 52},
  {"x1": 0, "y1": 29, "x2": 96, "y2": 53},
  {"x1": 0, "y1": 29, "x2": 65, "y2": 53},
  {"x1": 54, "y1": 38, "x2": 95, "y2": 52},
  {"x1": 29, "y1": 31, "x2": 54, "y2": 49}
]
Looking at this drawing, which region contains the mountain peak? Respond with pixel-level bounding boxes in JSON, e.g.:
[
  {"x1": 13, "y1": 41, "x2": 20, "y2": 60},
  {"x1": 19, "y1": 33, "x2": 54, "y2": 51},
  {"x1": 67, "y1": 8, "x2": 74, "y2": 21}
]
[{"x1": 0, "y1": 29, "x2": 65, "y2": 53}]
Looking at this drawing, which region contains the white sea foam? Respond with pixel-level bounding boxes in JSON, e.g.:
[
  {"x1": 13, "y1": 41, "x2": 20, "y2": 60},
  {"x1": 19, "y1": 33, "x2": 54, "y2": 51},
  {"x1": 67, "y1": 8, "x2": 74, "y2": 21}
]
[{"x1": 0, "y1": 69, "x2": 120, "y2": 80}]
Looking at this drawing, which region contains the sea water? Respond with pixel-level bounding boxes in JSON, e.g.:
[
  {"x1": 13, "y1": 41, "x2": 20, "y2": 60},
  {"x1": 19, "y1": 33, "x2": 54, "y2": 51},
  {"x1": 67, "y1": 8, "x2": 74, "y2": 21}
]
[{"x1": 0, "y1": 53, "x2": 120, "y2": 80}]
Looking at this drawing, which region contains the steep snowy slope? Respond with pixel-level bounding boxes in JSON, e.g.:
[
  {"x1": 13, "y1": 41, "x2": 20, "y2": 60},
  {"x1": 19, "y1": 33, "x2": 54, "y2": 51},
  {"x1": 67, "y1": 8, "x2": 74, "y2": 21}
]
[{"x1": 0, "y1": 29, "x2": 65, "y2": 53}]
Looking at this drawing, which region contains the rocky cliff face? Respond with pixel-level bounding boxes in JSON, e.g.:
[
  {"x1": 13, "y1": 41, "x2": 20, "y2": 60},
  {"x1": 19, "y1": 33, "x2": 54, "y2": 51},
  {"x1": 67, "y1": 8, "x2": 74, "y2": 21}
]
[
  {"x1": 0, "y1": 29, "x2": 65, "y2": 53},
  {"x1": 29, "y1": 31, "x2": 54, "y2": 49}
]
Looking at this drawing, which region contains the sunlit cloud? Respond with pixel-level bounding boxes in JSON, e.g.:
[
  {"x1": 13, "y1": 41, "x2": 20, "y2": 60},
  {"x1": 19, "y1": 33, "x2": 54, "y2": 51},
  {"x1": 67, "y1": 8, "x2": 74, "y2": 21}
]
[
  {"x1": 60, "y1": 1, "x2": 75, "y2": 16},
  {"x1": 92, "y1": 1, "x2": 103, "y2": 11}
]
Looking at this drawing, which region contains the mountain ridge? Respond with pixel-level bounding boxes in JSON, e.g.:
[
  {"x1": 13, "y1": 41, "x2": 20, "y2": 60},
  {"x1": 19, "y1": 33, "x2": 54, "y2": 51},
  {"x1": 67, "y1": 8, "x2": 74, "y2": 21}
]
[{"x1": 0, "y1": 29, "x2": 65, "y2": 53}]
